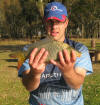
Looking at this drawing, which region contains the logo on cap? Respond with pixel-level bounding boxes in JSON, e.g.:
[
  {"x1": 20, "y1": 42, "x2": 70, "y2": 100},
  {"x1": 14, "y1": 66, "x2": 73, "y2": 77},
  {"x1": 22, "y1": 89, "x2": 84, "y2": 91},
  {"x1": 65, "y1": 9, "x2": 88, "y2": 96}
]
[{"x1": 50, "y1": 6, "x2": 63, "y2": 12}]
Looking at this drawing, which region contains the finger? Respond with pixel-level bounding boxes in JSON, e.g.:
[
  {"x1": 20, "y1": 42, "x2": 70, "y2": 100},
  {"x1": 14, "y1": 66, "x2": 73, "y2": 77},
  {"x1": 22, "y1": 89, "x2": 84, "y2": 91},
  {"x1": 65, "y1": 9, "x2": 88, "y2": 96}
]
[
  {"x1": 63, "y1": 49, "x2": 70, "y2": 63},
  {"x1": 50, "y1": 59, "x2": 61, "y2": 68},
  {"x1": 33, "y1": 48, "x2": 46, "y2": 64},
  {"x1": 71, "y1": 50, "x2": 76, "y2": 63},
  {"x1": 39, "y1": 51, "x2": 49, "y2": 64},
  {"x1": 59, "y1": 51, "x2": 66, "y2": 65},
  {"x1": 29, "y1": 48, "x2": 38, "y2": 64}
]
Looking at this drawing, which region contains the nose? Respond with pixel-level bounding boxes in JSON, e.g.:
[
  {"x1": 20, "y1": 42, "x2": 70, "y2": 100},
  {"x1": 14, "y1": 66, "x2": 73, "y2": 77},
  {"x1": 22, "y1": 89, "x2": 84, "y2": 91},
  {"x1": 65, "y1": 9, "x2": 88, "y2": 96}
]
[{"x1": 51, "y1": 22, "x2": 58, "y2": 29}]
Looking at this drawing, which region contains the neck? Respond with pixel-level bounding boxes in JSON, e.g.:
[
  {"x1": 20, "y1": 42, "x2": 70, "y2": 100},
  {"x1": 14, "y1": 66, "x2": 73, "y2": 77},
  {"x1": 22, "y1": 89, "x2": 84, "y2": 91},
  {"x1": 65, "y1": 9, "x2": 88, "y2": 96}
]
[{"x1": 57, "y1": 35, "x2": 65, "y2": 42}]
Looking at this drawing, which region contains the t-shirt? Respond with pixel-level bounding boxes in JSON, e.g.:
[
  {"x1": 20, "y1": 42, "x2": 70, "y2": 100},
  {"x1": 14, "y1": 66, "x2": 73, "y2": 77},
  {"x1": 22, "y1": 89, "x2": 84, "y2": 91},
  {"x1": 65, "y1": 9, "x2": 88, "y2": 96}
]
[{"x1": 18, "y1": 38, "x2": 93, "y2": 105}]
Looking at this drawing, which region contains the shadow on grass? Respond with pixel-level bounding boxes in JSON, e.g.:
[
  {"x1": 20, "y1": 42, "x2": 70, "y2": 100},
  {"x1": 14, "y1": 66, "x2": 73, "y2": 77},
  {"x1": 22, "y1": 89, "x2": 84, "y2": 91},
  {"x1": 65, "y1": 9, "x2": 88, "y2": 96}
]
[
  {"x1": 0, "y1": 44, "x2": 25, "y2": 52},
  {"x1": 2, "y1": 59, "x2": 18, "y2": 69},
  {"x1": 4, "y1": 59, "x2": 18, "y2": 62},
  {"x1": 8, "y1": 65, "x2": 18, "y2": 69},
  {"x1": 95, "y1": 61, "x2": 100, "y2": 63}
]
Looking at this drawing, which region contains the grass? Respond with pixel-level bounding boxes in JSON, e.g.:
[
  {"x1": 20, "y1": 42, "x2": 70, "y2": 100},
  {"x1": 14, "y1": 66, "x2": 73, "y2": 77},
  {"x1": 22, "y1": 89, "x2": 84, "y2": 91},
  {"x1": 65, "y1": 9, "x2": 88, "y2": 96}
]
[
  {"x1": 0, "y1": 40, "x2": 30, "y2": 105},
  {"x1": 71, "y1": 38, "x2": 100, "y2": 50},
  {"x1": 0, "y1": 39, "x2": 100, "y2": 105},
  {"x1": 83, "y1": 64, "x2": 100, "y2": 105}
]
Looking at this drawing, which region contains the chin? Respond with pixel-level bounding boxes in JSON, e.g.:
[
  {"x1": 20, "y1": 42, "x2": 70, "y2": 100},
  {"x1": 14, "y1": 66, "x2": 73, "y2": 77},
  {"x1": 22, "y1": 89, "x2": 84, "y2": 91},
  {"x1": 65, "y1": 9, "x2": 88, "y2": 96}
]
[{"x1": 53, "y1": 37, "x2": 60, "y2": 41}]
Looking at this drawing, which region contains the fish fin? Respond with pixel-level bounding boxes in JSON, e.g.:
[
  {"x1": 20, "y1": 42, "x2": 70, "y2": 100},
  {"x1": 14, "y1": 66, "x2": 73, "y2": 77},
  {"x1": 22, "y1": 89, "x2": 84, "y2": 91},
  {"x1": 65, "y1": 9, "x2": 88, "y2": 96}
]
[
  {"x1": 17, "y1": 59, "x2": 25, "y2": 70},
  {"x1": 77, "y1": 53, "x2": 81, "y2": 57},
  {"x1": 16, "y1": 53, "x2": 26, "y2": 70}
]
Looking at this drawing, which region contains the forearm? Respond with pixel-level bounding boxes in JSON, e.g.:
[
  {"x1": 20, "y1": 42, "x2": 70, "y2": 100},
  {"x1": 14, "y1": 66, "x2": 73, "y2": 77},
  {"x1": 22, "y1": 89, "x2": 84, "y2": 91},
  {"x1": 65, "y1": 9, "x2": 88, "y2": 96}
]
[
  {"x1": 22, "y1": 71, "x2": 41, "y2": 92},
  {"x1": 63, "y1": 69, "x2": 85, "y2": 89}
]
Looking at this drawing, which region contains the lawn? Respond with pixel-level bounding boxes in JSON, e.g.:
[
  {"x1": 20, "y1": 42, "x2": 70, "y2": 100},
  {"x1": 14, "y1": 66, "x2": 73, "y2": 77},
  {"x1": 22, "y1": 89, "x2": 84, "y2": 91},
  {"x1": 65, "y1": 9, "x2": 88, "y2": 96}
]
[
  {"x1": 83, "y1": 63, "x2": 100, "y2": 105},
  {"x1": 0, "y1": 39, "x2": 100, "y2": 105},
  {"x1": 0, "y1": 40, "x2": 30, "y2": 105}
]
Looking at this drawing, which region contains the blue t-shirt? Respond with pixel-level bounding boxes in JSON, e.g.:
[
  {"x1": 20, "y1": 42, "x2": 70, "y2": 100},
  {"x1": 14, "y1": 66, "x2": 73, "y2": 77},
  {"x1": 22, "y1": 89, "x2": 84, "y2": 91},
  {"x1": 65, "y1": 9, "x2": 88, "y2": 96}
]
[{"x1": 18, "y1": 38, "x2": 93, "y2": 105}]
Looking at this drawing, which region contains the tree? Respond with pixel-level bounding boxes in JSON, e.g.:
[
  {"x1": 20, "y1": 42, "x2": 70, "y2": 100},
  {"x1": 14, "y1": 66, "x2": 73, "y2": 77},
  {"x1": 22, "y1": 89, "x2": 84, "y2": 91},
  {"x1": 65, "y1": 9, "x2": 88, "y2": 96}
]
[{"x1": 0, "y1": 0, "x2": 99, "y2": 39}]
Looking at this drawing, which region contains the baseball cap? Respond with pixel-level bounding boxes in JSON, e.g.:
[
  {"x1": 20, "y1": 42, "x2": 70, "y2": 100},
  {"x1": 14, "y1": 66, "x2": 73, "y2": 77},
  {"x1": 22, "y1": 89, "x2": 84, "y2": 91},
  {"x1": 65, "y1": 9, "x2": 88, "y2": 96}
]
[{"x1": 44, "y1": 2, "x2": 68, "y2": 22}]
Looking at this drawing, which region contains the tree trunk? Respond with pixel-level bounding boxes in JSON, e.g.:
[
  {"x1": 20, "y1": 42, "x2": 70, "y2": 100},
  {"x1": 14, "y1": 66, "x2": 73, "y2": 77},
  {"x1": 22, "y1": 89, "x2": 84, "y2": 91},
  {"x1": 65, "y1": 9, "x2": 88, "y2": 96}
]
[
  {"x1": 91, "y1": 39, "x2": 96, "y2": 49},
  {"x1": 81, "y1": 23, "x2": 85, "y2": 38}
]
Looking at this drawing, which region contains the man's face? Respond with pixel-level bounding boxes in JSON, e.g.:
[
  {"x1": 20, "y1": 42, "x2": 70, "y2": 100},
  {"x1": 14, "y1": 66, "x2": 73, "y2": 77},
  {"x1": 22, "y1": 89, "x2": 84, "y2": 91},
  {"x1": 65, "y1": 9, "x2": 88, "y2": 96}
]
[{"x1": 45, "y1": 19, "x2": 68, "y2": 42}]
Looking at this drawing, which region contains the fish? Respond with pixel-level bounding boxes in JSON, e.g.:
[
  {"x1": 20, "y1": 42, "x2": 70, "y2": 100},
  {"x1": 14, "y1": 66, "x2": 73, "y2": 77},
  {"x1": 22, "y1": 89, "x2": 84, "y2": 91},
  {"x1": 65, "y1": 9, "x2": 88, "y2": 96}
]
[{"x1": 9, "y1": 36, "x2": 81, "y2": 69}]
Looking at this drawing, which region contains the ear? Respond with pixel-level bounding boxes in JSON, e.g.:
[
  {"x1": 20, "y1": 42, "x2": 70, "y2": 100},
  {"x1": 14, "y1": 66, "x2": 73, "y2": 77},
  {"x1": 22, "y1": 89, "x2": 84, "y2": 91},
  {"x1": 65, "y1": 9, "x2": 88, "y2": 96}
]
[{"x1": 64, "y1": 19, "x2": 69, "y2": 28}]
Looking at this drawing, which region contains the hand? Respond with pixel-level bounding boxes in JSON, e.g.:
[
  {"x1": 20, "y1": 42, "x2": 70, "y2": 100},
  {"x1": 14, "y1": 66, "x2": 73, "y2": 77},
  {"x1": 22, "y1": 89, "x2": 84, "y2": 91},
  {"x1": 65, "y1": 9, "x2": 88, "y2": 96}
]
[
  {"x1": 29, "y1": 48, "x2": 48, "y2": 77},
  {"x1": 50, "y1": 49, "x2": 76, "y2": 75}
]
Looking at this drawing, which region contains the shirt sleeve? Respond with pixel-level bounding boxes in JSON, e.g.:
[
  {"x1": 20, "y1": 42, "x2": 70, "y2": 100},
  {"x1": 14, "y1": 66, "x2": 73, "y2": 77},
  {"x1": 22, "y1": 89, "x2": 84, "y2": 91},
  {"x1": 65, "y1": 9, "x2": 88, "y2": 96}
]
[{"x1": 75, "y1": 45, "x2": 93, "y2": 75}]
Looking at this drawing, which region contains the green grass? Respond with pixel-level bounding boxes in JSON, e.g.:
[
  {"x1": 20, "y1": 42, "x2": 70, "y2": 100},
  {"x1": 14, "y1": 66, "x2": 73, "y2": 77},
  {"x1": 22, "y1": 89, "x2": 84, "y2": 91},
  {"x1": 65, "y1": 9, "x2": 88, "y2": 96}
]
[
  {"x1": 0, "y1": 40, "x2": 30, "y2": 105},
  {"x1": 0, "y1": 39, "x2": 100, "y2": 105},
  {"x1": 71, "y1": 38, "x2": 100, "y2": 50},
  {"x1": 83, "y1": 64, "x2": 100, "y2": 105}
]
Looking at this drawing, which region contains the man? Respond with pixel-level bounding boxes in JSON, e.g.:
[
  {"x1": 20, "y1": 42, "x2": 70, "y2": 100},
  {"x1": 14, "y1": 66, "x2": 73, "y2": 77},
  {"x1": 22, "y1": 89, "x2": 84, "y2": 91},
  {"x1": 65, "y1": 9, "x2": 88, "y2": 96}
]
[{"x1": 18, "y1": 2, "x2": 93, "y2": 105}]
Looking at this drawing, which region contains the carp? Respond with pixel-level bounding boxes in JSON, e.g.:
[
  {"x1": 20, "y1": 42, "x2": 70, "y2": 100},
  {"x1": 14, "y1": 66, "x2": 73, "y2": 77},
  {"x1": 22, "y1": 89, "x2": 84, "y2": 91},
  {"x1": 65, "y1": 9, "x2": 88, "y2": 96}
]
[{"x1": 9, "y1": 36, "x2": 81, "y2": 69}]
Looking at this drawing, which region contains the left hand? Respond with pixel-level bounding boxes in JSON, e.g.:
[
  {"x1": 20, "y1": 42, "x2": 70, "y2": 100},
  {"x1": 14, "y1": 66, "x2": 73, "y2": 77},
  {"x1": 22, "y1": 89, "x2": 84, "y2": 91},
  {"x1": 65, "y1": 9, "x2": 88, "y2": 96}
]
[{"x1": 50, "y1": 49, "x2": 76, "y2": 75}]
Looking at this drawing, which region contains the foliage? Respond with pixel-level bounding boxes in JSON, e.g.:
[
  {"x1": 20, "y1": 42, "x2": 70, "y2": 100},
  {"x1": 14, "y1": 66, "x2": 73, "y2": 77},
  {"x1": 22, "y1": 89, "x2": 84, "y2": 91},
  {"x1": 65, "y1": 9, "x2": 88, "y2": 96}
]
[{"x1": 0, "y1": 0, "x2": 100, "y2": 39}]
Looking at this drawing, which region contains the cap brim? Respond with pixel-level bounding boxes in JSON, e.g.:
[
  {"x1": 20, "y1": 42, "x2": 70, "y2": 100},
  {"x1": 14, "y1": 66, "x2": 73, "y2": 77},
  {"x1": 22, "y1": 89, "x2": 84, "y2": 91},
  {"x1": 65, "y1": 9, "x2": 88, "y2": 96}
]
[{"x1": 45, "y1": 15, "x2": 66, "y2": 22}]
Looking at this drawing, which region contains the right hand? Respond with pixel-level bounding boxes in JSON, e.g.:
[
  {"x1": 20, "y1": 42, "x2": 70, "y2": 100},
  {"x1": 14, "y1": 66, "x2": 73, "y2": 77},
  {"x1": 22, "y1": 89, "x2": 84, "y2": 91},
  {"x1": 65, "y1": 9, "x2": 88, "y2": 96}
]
[{"x1": 29, "y1": 48, "x2": 48, "y2": 78}]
